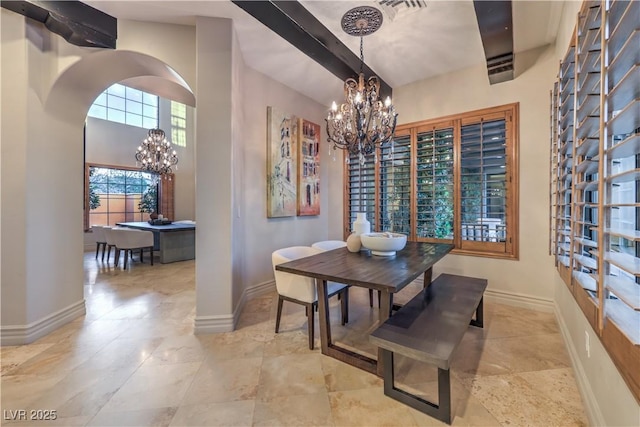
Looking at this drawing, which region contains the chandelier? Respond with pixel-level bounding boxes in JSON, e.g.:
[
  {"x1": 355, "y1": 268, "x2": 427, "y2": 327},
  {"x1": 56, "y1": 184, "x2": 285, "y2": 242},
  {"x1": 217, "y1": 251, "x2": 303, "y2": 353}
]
[
  {"x1": 326, "y1": 6, "x2": 398, "y2": 165},
  {"x1": 135, "y1": 128, "x2": 178, "y2": 179}
]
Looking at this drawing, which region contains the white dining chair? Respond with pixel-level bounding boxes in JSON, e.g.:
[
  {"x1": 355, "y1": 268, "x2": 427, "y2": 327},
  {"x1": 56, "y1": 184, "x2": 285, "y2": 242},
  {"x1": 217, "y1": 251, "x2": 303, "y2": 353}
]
[
  {"x1": 102, "y1": 226, "x2": 117, "y2": 264},
  {"x1": 91, "y1": 225, "x2": 107, "y2": 260},
  {"x1": 272, "y1": 246, "x2": 349, "y2": 350},
  {"x1": 173, "y1": 219, "x2": 195, "y2": 224},
  {"x1": 111, "y1": 228, "x2": 155, "y2": 268},
  {"x1": 311, "y1": 240, "x2": 380, "y2": 308},
  {"x1": 311, "y1": 240, "x2": 347, "y2": 251}
]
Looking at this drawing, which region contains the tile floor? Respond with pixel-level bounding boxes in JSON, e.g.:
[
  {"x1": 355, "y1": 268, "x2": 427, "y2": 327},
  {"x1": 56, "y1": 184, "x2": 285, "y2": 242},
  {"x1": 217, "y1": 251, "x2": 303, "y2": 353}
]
[{"x1": 0, "y1": 252, "x2": 588, "y2": 426}]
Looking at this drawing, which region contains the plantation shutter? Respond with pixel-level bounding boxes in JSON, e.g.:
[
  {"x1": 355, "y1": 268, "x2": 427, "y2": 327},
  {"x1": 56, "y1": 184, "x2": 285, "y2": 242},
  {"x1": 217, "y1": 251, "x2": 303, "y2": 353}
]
[
  {"x1": 379, "y1": 131, "x2": 411, "y2": 234},
  {"x1": 556, "y1": 43, "x2": 576, "y2": 275},
  {"x1": 415, "y1": 124, "x2": 454, "y2": 241},
  {"x1": 602, "y1": 0, "x2": 640, "y2": 351},
  {"x1": 571, "y1": 0, "x2": 602, "y2": 307},
  {"x1": 346, "y1": 153, "x2": 376, "y2": 234},
  {"x1": 459, "y1": 116, "x2": 509, "y2": 253},
  {"x1": 158, "y1": 174, "x2": 175, "y2": 220}
]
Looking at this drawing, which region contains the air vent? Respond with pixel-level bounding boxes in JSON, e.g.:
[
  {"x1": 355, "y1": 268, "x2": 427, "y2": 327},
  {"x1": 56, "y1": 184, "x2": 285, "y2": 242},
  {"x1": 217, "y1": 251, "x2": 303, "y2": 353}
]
[{"x1": 377, "y1": 0, "x2": 427, "y2": 21}]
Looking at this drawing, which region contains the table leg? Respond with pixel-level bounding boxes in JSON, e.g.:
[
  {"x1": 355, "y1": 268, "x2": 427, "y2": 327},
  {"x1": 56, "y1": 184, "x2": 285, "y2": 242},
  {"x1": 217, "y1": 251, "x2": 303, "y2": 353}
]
[
  {"x1": 423, "y1": 267, "x2": 433, "y2": 289},
  {"x1": 377, "y1": 290, "x2": 392, "y2": 377},
  {"x1": 316, "y1": 279, "x2": 331, "y2": 354}
]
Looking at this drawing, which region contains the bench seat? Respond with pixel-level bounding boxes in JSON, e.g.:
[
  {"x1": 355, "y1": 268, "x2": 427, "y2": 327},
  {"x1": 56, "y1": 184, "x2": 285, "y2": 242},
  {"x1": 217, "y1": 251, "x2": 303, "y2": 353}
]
[{"x1": 369, "y1": 273, "x2": 487, "y2": 424}]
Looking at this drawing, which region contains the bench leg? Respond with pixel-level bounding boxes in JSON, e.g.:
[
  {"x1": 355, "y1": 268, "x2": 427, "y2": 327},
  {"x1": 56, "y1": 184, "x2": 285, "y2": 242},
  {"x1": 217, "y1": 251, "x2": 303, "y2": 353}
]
[
  {"x1": 470, "y1": 296, "x2": 484, "y2": 328},
  {"x1": 382, "y1": 350, "x2": 452, "y2": 424}
]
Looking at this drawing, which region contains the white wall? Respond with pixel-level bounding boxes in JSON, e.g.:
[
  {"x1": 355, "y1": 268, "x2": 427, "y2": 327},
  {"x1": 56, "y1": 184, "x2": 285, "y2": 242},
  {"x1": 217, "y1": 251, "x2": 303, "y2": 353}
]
[
  {"x1": 2, "y1": 10, "x2": 31, "y2": 327},
  {"x1": 231, "y1": 27, "x2": 246, "y2": 310},
  {"x1": 1, "y1": 12, "x2": 85, "y2": 338},
  {"x1": 193, "y1": 16, "x2": 236, "y2": 330},
  {"x1": 240, "y1": 66, "x2": 341, "y2": 292},
  {"x1": 394, "y1": 44, "x2": 558, "y2": 304}
]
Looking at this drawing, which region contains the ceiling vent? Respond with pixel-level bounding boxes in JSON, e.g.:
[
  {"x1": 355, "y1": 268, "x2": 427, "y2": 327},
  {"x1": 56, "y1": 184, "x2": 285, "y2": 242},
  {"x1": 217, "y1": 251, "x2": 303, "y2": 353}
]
[{"x1": 377, "y1": 0, "x2": 427, "y2": 21}]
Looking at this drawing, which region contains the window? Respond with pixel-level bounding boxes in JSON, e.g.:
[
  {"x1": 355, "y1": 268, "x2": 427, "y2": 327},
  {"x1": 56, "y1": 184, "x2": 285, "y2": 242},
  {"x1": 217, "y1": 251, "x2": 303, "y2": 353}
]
[
  {"x1": 550, "y1": 0, "x2": 639, "y2": 403},
  {"x1": 344, "y1": 103, "x2": 519, "y2": 259},
  {"x1": 171, "y1": 101, "x2": 187, "y2": 147},
  {"x1": 88, "y1": 83, "x2": 158, "y2": 129},
  {"x1": 85, "y1": 165, "x2": 157, "y2": 230}
]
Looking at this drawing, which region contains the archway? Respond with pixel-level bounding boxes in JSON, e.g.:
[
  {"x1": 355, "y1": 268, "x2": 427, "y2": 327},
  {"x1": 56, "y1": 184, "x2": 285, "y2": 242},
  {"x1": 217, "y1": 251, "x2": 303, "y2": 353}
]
[
  {"x1": 11, "y1": 49, "x2": 195, "y2": 344},
  {"x1": 45, "y1": 50, "x2": 195, "y2": 124}
]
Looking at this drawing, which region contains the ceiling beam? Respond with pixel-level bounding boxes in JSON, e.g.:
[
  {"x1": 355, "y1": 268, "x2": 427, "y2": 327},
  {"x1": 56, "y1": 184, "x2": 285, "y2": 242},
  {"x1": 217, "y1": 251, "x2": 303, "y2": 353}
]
[
  {"x1": 231, "y1": 0, "x2": 392, "y2": 99},
  {"x1": 473, "y1": 0, "x2": 514, "y2": 84},
  {"x1": 1, "y1": 0, "x2": 117, "y2": 48}
]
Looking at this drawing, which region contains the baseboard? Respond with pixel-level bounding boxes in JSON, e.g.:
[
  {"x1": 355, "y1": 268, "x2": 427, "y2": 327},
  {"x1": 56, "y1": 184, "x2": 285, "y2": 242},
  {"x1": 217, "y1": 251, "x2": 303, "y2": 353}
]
[
  {"x1": 232, "y1": 279, "x2": 276, "y2": 328},
  {"x1": 244, "y1": 279, "x2": 276, "y2": 300},
  {"x1": 194, "y1": 280, "x2": 275, "y2": 334},
  {"x1": 554, "y1": 303, "x2": 605, "y2": 427},
  {"x1": 484, "y1": 288, "x2": 554, "y2": 312},
  {"x1": 194, "y1": 315, "x2": 235, "y2": 334},
  {"x1": 0, "y1": 300, "x2": 86, "y2": 346}
]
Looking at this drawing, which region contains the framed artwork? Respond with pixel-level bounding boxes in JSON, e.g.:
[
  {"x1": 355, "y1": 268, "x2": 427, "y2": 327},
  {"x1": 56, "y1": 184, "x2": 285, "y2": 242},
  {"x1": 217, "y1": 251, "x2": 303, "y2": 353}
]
[
  {"x1": 267, "y1": 106, "x2": 298, "y2": 217},
  {"x1": 297, "y1": 119, "x2": 320, "y2": 216}
]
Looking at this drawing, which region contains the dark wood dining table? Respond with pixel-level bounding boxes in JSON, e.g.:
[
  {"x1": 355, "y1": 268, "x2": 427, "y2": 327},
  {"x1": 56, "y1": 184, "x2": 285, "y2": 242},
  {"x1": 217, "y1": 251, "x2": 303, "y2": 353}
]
[{"x1": 275, "y1": 241, "x2": 454, "y2": 376}]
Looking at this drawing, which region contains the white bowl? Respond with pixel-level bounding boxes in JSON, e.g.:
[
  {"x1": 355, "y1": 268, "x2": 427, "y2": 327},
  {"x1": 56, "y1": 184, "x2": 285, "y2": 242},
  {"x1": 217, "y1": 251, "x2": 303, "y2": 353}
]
[{"x1": 360, "y1": 232, "x2": 407, "y2": 256}]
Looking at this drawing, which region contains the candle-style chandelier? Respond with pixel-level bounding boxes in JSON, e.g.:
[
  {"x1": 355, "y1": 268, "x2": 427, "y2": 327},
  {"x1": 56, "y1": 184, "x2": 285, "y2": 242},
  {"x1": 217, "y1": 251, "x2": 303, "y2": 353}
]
[
  {"x1": 135, "y1": 128, "x2": 178, "y2": 179},
  {"x1": 326, "y1": 6, "x2": 398, "y2": 165}
]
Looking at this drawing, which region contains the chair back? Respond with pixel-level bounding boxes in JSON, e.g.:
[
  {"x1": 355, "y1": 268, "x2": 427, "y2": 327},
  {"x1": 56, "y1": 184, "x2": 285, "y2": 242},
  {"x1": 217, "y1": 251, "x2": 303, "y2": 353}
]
[
  {"x1": 311, "y1": 240, "x2": 347, "y2": 251},
  {"x1": 112, "y1": 228, "x2": 154, "y2": 250},
  {"x1": 272, "y1": 246, "x2": 321, "y2": 303},
  {"x1": 92, "y1": 225, "x2": 106, "y2": 243},
  {"x1": 103, "y1": 226, "x2": 117, "y2": 246}
]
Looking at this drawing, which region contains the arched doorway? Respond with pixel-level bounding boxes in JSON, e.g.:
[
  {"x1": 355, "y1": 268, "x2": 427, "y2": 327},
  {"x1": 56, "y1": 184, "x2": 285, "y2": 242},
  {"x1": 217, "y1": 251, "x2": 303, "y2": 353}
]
[{"x1": 1, "y1": 47, "x2": 196, "y2": 345}]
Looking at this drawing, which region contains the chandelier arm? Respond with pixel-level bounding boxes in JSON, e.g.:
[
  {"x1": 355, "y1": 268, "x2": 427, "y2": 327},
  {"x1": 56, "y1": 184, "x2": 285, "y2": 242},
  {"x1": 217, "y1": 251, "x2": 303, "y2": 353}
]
[{"x1": 134, "y1": 128, "x2": 179, "y2": 177}]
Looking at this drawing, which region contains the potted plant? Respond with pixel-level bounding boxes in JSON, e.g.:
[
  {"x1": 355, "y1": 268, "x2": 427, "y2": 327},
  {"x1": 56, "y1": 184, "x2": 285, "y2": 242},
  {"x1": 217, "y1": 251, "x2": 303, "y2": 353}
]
[{"x1": 138, "y1": 184, "x2": 158, "y2": 219}]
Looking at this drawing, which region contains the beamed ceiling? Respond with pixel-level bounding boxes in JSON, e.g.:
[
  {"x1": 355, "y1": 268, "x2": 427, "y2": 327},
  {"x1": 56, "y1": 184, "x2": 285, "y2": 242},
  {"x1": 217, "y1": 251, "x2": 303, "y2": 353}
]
[{"x1": 13, "y1": 0, "x2": 564, "y2": 107}]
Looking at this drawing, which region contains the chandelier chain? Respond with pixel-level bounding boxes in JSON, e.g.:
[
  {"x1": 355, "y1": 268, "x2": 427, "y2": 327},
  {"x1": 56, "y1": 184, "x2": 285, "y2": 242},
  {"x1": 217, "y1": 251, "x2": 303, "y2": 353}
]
[{"x1": 359, "y1": 35, "x2": 364, "y2": 75}]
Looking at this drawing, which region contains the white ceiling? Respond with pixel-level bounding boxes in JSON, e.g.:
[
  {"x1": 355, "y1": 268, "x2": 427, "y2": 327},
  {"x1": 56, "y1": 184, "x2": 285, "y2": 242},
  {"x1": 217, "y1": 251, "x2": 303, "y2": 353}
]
[{"x1": 86, "y1": 0, "x2": 564, "y2": 107}]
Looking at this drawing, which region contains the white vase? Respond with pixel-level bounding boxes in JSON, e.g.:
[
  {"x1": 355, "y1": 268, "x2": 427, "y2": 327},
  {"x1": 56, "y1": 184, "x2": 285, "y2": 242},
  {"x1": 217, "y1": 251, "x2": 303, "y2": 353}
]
[{"x1": 353, "y1": 212, "x2": 371, "y2": 235}]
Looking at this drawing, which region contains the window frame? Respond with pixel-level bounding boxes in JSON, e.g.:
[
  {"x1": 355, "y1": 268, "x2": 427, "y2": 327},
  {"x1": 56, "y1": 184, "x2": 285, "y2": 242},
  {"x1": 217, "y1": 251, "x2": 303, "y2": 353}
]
[
  {"x1": 343, "y1": 103, "x2": 520, "y2": 260},
  {"x1": 84, "y1": 163, "x2": 158, "y2": 231},
  {"x1": 87, "y1": 83, "x2": 159, "y2": 129},
  {"x1": 84, "y1": 163, "x2": 175, "y2": 232}
]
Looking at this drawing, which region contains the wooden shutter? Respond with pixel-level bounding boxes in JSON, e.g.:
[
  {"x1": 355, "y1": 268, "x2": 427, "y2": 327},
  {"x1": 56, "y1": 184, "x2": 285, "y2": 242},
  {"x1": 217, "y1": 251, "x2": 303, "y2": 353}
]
[
  {"x1": 557, "y1": 41, "x2": 576, "y2": 285},
  {"x1": 571, "y1": 0, "x2": 602, "y2": 328},
  {"x1": 459, "y1": 116, "x2": 508, "y2": 253},
  {"x1": 601, "y1": 0, "x2": 640, "y2": 394},
  {"x1": 159, "y1": 174, "x2": 175, "y2": 220},
  {"x1": 378, "y1": 131, "x2": 411, "y2": 234},
  {"x1": 550, "y1": 83, "x2": 560, "y2": 256},
  {"x1": 345, "y1": 154, "x2": 376, "y2": 236},
  {"x1": 415, "y1": 123, "x2": 454, "y2": 242}
]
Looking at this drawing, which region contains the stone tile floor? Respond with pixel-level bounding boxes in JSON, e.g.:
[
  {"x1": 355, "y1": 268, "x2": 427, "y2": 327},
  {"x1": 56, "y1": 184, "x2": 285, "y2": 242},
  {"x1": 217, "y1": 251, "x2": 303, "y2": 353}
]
[{"x1": 0, "y1": 252, "x2": 588, "y2": 426}]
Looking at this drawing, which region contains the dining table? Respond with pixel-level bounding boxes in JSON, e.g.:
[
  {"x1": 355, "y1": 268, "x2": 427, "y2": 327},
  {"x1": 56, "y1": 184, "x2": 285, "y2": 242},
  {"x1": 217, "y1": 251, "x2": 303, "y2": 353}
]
[
  {"x1": 275, "y1": 241, "x2": 454, "y2": 377},
  {"x1": 116, "y1": 221, "x2": 195, "y2": 263}
]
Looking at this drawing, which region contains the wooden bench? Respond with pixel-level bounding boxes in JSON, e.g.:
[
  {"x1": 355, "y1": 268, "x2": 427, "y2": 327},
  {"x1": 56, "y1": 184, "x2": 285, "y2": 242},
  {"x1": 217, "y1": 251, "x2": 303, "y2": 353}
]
[{"x1": 369, "y1": 273, "x2": 487, "y2": 424}]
